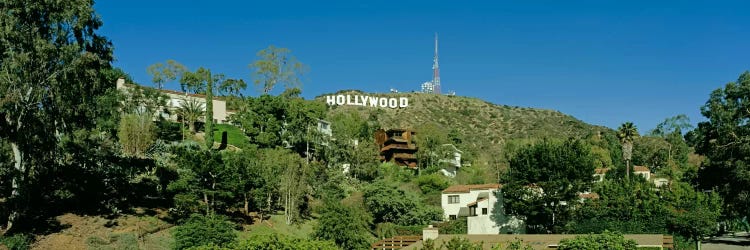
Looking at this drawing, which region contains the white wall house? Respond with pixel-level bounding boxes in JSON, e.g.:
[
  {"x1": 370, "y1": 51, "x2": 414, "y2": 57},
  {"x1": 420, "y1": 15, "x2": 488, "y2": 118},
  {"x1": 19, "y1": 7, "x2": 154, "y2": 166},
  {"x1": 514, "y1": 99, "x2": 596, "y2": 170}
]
[
  {"x1": 594, "y1": 168, "x2": 610, "y2": 182},
  {"x1": 442, "y1": 184, "x2": 502, "y2": 234},
  {"x1": 116, "y1": 78, "x2": 232, "y2": 124},
  {"x1": 634, "y1": 166, "x2": 651, "y2": 180},
  {"x1": 439, "y1": 144, "x2": 462, "y2": 178}
]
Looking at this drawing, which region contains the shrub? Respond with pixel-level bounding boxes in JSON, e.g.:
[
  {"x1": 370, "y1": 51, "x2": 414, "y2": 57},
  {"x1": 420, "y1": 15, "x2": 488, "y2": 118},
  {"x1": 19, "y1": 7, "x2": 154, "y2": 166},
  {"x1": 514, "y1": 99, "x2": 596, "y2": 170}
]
[
  {"x1": 0, "y1": 234, "x2": 32, "y2": 250},
  {"x1": 435, "y1": 217, "x2": 467, "y2": 234},
  {"x1": 441, "y1": 237, "x2": 483, "y2": 250},
  {"x1": 557, "y1": 231, "x2": 636, "y2": 250},
  {"x1": 173, "y1": 214, "x2": 237, "y2": 250},
  {"x1": 414, "y1": 174, "x2": 450, "y2": 195},
  {"x1": 313, "y1": 202, "x2": 372, "y2": 250},
  {"x1": 235, "y1": 234, "x2": 340, "y2": 250}
]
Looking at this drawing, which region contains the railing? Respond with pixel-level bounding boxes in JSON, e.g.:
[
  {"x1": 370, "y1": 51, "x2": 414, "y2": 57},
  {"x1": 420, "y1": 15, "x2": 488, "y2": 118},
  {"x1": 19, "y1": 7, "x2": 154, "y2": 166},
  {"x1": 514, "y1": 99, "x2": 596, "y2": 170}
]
[{"x1": 371, "y1": 236, "x2": 421, "y2": 250}]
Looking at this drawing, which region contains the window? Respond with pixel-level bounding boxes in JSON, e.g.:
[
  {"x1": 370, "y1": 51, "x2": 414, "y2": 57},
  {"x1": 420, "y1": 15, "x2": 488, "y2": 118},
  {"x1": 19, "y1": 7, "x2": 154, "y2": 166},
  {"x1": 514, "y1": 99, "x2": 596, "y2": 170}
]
[
  {"x1": 482, "y1": 208, "x2": 488, "y2": 215},
  {"x1": 470, "y1": 207, "x2": 477, "y2": 216},
  {"x1": 449, "y1": 215, "x2": 457, "y2": 220},
  {"x1": 448, "y1": 195, "x2": 460, "y2": 204}
]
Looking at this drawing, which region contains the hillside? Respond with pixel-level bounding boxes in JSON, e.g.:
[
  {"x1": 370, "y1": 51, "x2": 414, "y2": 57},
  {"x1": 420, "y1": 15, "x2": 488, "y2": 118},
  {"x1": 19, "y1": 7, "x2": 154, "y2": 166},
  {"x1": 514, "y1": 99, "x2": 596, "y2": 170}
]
[{"x1": 321, "y1": 91, "x2": 610, "y2": 163}]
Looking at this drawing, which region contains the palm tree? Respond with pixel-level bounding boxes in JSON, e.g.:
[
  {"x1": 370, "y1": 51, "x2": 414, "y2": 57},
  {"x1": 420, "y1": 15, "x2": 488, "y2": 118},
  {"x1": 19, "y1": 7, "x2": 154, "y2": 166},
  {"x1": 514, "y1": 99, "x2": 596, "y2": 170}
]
[
  {"x1": 176, "y1": 98, "x2": 205, "y2": 133},
  {"x1": 617, "y1": 122, "x2": 639, "y2": 180}
]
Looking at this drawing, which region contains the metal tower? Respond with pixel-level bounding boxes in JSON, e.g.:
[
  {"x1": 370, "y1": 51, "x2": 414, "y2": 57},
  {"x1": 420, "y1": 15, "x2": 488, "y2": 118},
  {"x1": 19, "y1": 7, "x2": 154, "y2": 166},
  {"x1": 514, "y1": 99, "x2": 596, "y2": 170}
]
[{"x1": 432, "y1": 33, "x2": 441, "y2": 94}]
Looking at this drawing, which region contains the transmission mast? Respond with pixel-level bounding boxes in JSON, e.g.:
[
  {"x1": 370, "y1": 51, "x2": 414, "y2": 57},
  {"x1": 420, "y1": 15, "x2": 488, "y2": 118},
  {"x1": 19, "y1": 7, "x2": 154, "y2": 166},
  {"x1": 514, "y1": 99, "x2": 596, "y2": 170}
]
[{"x1": 432, "y1": 33, "x2": 441, "y2": 94}]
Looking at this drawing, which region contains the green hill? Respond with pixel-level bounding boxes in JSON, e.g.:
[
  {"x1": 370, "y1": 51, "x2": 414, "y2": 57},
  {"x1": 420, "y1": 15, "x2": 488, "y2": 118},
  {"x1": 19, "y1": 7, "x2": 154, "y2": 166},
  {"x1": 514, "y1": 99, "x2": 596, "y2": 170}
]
[{"x1": 320, "y1": 91, "x2": 611, "y2": 167}]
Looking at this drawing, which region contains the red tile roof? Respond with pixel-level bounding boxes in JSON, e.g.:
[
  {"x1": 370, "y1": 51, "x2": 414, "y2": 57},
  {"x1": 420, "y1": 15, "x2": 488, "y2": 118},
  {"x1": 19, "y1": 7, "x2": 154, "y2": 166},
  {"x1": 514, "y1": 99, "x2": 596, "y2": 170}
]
[
  {"x1": 633, "y1": 166, "x2": 650, "y2": 172},
  {"x1": 442, "y1": 184, "x2": 501, "y2": 193},
  {"x1": 595, "y1": 168, "x2": 610, "y2": 174},
  {"x1": 579, "y1": 192, "x2": 600, "y2": 199}
]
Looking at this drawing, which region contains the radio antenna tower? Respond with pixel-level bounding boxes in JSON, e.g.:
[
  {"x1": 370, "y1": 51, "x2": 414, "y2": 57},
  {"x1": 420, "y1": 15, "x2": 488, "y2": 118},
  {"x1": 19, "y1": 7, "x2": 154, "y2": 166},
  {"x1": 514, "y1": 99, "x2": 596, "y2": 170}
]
[{"x1": 432, "y1": 33, "x2": 441, "y2": 94}]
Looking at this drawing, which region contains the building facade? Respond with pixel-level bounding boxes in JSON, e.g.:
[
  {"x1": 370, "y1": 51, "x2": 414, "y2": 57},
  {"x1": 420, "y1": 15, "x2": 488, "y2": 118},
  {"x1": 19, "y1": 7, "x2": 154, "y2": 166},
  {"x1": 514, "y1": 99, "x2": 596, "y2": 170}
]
[
  {"x1": 441, "y1": 184, "x2": 503, "y2": 234},
  {"x1": 116, "y1": 78, "x2": 232, "y2": 124},
  {"x1": 375, "y1": 129, "x2": 418, "y2": 168}
]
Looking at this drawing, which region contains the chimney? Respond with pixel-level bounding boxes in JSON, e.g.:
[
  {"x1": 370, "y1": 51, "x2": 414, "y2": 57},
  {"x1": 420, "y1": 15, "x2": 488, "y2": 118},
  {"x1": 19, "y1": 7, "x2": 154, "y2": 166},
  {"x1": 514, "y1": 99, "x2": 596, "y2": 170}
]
[
  {"x1": 116, "y1": 77, "x2": 125, "y2": 90},
  {"x1": 422, "y1": 225, "x2": 438, "y2": 241}
]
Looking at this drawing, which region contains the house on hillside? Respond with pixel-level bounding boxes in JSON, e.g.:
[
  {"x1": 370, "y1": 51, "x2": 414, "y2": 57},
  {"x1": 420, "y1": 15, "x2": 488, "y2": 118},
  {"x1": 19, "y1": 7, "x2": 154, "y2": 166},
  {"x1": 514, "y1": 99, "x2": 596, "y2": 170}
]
[
  {"x1": 634, "y1": 166, "x2": 651, "y2": 180},
  {"x1": 442, "y1": 184, "x2": 523, "y2": 234},
  {"x1": 594, "y1": 168, "x2": 610, "y2": 182},
  {"x1": 439, "y1": 144, "x2": 463, "y2": 177},
  {"x1": 375, "y1": 128, "x2": 418, "y2": 168},
  {"x1": 116, "y1": 78, "x2": 233, "y2": 124}
]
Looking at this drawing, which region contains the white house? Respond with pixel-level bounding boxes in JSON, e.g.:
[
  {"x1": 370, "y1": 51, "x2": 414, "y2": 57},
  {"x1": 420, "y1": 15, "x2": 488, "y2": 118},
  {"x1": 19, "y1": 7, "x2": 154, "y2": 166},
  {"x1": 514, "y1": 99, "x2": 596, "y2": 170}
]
[
  {"x1": 442, "y1": 184, "x2": 502, "y2": 234},
  {"x1": 633, "y1": 166, "x2": 651, "y2": 180},
  {"x1": 116, "y1": 78, "x2": 232, "y2": 124},
  {"x1": 593, "y1": 168, "x2": 610, "y2": 182},
  {"x1": 439, "y1": 144, "x2": 462, "y2": 178}
]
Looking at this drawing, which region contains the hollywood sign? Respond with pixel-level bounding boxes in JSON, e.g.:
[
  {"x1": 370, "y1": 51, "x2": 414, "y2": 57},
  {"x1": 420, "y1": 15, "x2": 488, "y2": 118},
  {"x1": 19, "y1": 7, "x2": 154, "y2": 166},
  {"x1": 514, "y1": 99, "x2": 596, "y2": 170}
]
[{"x1": 325, "y1": 94, "x2": 409, "y2": 108}]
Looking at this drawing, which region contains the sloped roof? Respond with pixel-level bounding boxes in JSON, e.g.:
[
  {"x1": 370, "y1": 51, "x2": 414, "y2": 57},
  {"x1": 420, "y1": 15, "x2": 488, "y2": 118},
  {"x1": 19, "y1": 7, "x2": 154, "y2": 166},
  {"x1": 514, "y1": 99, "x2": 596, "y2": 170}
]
[
  {"x1": 594, "y1": 168, "x2": 610, "y2": 174},
  {"x1": 466, "y1": 197, "x2": 488, "y2": 207},
  {"x1": 443, "y1": 184, "x2": 501, "y2": 193},
  {"x1": 579, "y1": 192, "x2": 600, "y2": 199},
  {"x1": 633, "y1": 166, "x2": 650, "y2": 172}
]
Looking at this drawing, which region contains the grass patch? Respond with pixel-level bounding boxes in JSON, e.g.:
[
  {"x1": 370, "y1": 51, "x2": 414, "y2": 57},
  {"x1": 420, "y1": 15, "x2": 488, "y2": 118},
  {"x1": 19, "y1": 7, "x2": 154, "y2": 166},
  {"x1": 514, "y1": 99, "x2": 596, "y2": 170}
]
[
  {"x1": 239, "y1": 214, "x2": 316, "y2": 240},
  {"x1": 87, "y1": 233, "x2": 139, "y2": 250},
  {"x1": 213, "y1": 124, "x2": 251, "y2": 149}
]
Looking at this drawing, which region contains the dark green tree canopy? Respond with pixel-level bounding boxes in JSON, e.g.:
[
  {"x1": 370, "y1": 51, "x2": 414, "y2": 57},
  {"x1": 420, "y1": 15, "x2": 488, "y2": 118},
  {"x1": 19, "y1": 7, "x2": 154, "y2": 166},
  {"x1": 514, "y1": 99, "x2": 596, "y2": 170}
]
[
  {"x1": 695, "y1": 71, "x2": 750, "y2": 218},
  {"x1": 501, "y1": 138, "x2": 596, "y2": 233}
]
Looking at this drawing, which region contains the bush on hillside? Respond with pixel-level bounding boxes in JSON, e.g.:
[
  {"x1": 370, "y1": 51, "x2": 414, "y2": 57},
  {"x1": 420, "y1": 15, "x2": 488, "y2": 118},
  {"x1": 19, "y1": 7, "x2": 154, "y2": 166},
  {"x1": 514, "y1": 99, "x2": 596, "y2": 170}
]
[
  {"x1": 414, "y1": 174, "x2": 450, "y2": 195},
  {"x1": 173, "y1": 214, "x2": 237, "y2": 250},
  {"x1": 0, "y1": 234, "x2": 32, "y2": 250},
  {"x1": 557, "y1": 231, "x2": 636, "y2": 250}
]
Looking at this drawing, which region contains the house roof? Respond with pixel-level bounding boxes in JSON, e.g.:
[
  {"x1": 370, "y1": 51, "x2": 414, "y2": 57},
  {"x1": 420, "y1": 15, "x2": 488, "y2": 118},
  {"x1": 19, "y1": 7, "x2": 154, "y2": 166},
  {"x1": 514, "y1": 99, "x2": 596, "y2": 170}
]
[
  {"x1": 442, "y1": 184, "x2": 501, "y2": 193},
  {"x1": 578, "y1": 192, "x2": 600, "y2": 199},
  {"x1": 466, "y1": 197, "x2": 488, "y2": 207},
  {"x1": 633, "y1": 166, "x2": 650, "y2": 172},
  {"x1": 121, "y1": 82, "x2": 227, "y2": 101},
  {"x1": 402, "y1": 234, "x2": 667, "y2": 250},
  {"x1": 594, "y1": 168, "x2": 610, "y2": 174}
]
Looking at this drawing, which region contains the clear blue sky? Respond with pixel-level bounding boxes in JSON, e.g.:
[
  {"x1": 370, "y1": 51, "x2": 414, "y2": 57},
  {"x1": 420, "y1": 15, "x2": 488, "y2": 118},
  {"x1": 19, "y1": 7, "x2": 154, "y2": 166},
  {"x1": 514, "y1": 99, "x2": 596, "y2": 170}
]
[{"x1": 95, "y1": 0, "x2": 750, "y2": 132}]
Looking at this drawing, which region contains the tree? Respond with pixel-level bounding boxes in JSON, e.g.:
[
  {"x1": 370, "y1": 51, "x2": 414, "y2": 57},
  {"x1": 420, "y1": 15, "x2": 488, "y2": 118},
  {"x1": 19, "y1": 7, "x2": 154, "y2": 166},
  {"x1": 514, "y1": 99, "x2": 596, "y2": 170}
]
[
  {"x1": 222, "y1": 148, "x2": 261, "y2": 216},
  {"x1": 279, "y1": 150, "x2": 309, "y2": 225},
  {"x1": 617, "y1": 122, "x2": 639, "y2": 180},
  {"x1": 313, "y1": 202, "x2": 373, "y2": 250},
  {"x1": 249, "y1": 45, "x2": 308, "y2": 94},
  {"x1": 557, "y1": 231, "x2": 637, "y2": 250},
  {"x1": 168, "y1": 144, "x2": 228, "y2": 215},
  {"x1": 0, "y1": 0, "x2": 114, "y2": 231},
  {"x1": 694, "y1": 71, "x2": 750, "y2": 219},
  {"x1": 501, "y1": 139, "x2": 596, "y2": 233},
  {"x1": 173, "y1": 214, "x2": 237, "y2": 250},
  {"x1": 649, "y1": 114, "x2": 692, "y2": 138},
  {"x1": 415, "y1": 123, "x2": 450, "y2": 173},
  {"x1": 175, "y1": 98, "x2": 205, "y2": 133},
  {"x1": 665, "y1": 182, "x2": 722, "y2": 250},
  {"x1": 147, "y1": 59, "x2": 186, "y2": 90},
  {"x1": 490, "y1": 189, "x2": 524, "y2": 234},
  {"x1": 362, "y1": 181, "x2": 441, "y2": 226},
  {"x1": 568, "y1": 179, "x2": 669, "y2": 234},
  {"x1": 118, "y1": 114, "x2": 156, "y2": 157}
]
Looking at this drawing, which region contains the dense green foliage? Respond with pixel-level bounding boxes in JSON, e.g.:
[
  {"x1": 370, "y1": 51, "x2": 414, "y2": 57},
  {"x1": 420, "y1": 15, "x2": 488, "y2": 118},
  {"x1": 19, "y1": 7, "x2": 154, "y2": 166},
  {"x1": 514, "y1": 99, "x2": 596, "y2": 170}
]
[
  {"x1": 694, "y1": 71, "x2": 750, "y2": 218},
  {"x1": 0, "y1": 2, "x2": 744, "y2": 250},
  {"x1": 363, "y1": 181, "x2": 441, "y2": 225},
  {"x1": 501, "y1": 139, "x2": 596, "y2": 233},
  {"x1": 557, "y1": 231, "x2": 637, "y2": 250},
  {"x1": 313, "y1": 202, "x2": 373, "y2": 250},
  {"x1": 0, "y1": 234, "x2": 32, "y2": 250},
  {"x1": 173, "y1": 214, "x2": 237, "y2": 250}
]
